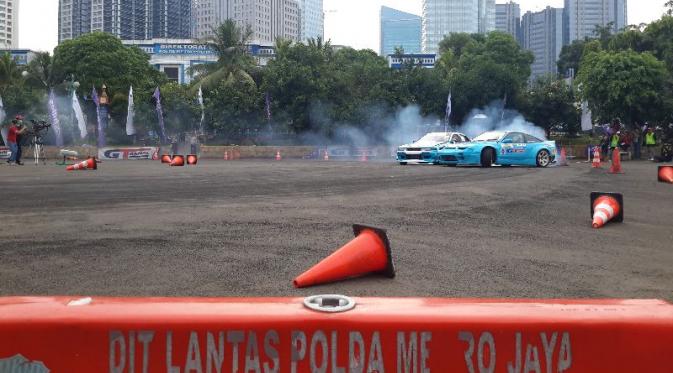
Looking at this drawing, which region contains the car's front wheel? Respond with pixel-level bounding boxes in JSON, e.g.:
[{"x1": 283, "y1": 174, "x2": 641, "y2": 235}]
[
  {"x1": 536, "y1": 150, "x2": 551, "y2": 168},
  {"x1": 399, "y1": 162, "x2": 408, "y2": 166},
  {"x1": 480, "y1": 148, "x2": 495, "y2": 167}
]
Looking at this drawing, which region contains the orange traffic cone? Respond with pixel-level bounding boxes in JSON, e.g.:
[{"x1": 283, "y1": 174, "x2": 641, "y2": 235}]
[
  {"x1": 187, "y1": 154, "x2": 198, "y2": 165},
  {"x1": 275, "y1": 151, "x2": 282, "y2": 161},
  {"x1": 323, "y1": 150, "x2": 329, "y2": 161},
  {"x1": 66, "y1": 157, "x2": 97, "y2": 171},
  {"x1": 161, "y1": 154, "x2": 172, "y2": 164},
  {"x1": 592, "y1": 147, "x2": 601, "y2": 168},
  {"x1": 659, "y1": 166, "x2": 673, "y2": 183},
  {"x1": 360, "y1": 149, "x2": 368, "y2": 162},
  {"x1": 234, "y1": 148, "x2": 241, "y2": 160},
  {"x1": 293, "y1": 225, "x2": 395, "y2": 288},
  {"x1": 170, "y1": 155, "x2": 185, "y2": 166},
  {"x1": 609, "y1": 148, "x2": 622, "y2": 174},
  {"x1": 559, "y1": 147, "x2": 569, "y2": 166},
  {"x1": 223, "y1": 151, "x2": 229, "y2": 161},
  {"x1": 591, "y1": 192, "x2": 623, "y2": 229}
]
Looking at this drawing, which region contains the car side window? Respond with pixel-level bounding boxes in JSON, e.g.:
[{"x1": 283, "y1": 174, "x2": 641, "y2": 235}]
[
  {"x1": 525, "y1": 134, "x2": 543, "y2": 143},
  {"x1": 502, "y1": 133, "x2": 519, "y2": 143},
  {"x1": 461, "y1": 135, "x2": 471, "y2": 142},
  {"x1": 451, "y1": 134, "x2": 462, "y2": 143}
]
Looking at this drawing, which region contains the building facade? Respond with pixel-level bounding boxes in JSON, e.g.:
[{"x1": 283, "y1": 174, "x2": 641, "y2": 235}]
[
  {"x1": 380, "y1": 6, "x2": 422, "y2": 56},
  {"x1": 522, "y1": 7, "x2": 564, "y2": 81},
  {"x1": 387, "y1": 53, "x2": 437, "y2": 69},
  {"x1": 195, "y1": 0, "x2": 299, "y2": 44},
  {"x1": 564, "y1": 0, "x2": 627, "y2": 43},
  {"x1": 123, "y1": 39, "x2": 275, "y2": 84},
  {"x1": 422, "y1": 0, "x2": 494, "y2": 54},
  {"x1": 496, "y1": 1, "x2": 521, "y2": 44},
  {"x1": 298, "y1": 0, "x2": 324, "y2": 41},
  {"x1": 0, "y1": 0, "x2": 19, "y2": 48},
  {"x1": 58, "y1": 0, "x2": 193, "y2": 43}
]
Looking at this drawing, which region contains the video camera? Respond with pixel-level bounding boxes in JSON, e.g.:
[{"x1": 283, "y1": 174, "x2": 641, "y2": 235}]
[{"x1": 29, "y1": 119, "x2": 51, "y2": 135}]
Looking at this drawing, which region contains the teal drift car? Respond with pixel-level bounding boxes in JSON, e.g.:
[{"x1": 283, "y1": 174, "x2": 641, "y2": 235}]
[{"x1": 429, "y1": 131, "x2": 557, "y2": 167}]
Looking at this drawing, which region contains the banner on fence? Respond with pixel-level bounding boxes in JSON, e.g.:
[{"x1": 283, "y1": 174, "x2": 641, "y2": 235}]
[
  {"x1": 0, "y1": 146, "x2": 11, "y2": 159},
  {"x1": 98, "y1": 147, "x2": 159, "y2": 160}
]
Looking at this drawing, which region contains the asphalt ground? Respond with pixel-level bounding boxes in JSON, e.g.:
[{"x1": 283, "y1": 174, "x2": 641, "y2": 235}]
[{"x1": 0, "y1": 159, "x2": 671, "y2": 300}]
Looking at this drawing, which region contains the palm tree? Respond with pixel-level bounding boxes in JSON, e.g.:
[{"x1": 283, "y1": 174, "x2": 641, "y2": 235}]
[
  {"x1": 0, "y1": 52, "x2": 24, "y2": 96},
  {"x1": 191, "y1": 20, "x2": 256, "y2": 91},
  {"x1": 24, "y1": 52, "x2": 56, "y2": 89}
]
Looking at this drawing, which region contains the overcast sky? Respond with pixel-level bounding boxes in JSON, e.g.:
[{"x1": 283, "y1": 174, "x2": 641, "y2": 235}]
[{"x1": 18, "y1": 0, "x2": 669, "y2": 53}]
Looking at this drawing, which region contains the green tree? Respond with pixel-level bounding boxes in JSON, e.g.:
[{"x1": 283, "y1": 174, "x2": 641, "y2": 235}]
[
  {"x1": 557, "y1": 40, "x2": 587, "y2": 76},
  {"x1": 51, "y1": 32, "x2": 165, "y2": 95},
  {"x1": 0, "y1": 53, "x2": 42, "y2": 121},
  {"x1": 521, "y1": 78, "x2": 580, "y2": 137},
  {"x1": 576, "y1": 50, "x2": 670, "y2": 124},
  {"x1": 190, "y1": 20, "x2": 256, "y2": 91}
]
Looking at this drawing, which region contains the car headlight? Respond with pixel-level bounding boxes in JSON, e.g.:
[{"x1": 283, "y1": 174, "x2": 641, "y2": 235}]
[{"x1": 397, "y1": 147, "x2": 405, "y2": 152}]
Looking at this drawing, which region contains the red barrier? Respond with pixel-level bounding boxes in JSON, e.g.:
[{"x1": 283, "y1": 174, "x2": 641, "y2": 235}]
[{"x1": 0, "y1": 297, "x2": 672, "y2": 372}]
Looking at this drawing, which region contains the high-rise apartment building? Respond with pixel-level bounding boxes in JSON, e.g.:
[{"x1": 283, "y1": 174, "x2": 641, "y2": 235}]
[
  {"x1": 0, "y1": 0, "x2": 19, "y2": 48},
  {"x1": 380, "y1": 6, "x2": 422, "y2": 56},
  {"x1": 298, "y1": 0, "x2": 324, "y2": 41},
  {"x1": 195, "y1": 0, "x2": 299, "y2": 44},
  {"x1": 564, "y1": 0, "x2": 627, "y2": 43},
  {"x1": 58, "y1": 0, "x2": 193, "y2": 43},
  {"x1": 522, "y1": 6, "x2": 564, "y2": 80},
  {"x1": 422, "y1": 0, "x2": 494, "y2": 54},
  {"x1": 496, "y1": 1, "x2": 521, "y2": 44}
]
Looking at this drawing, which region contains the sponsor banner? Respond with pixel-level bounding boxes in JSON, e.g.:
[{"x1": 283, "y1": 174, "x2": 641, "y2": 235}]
[
  {"x1": 0, "y1": 146, "x2": 10, "y2": 159},
  {"x1": 98, "y1": 147, "x2": 159, "y2": 160},
  {"x1": 0, "y1": 297, "x2": 672, "y2": 372}
]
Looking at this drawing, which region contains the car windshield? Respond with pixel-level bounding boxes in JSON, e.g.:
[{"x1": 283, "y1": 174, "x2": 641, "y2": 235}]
[
  {"x1": 417, "y1": 133, "x2": 448, "y2": 143},
  {"x1": 472, "y1": 132, "x2": 504, "y2": 142}
]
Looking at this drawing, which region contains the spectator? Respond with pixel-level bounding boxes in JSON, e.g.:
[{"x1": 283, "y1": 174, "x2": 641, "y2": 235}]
[
  {"x1": 633, "y1": 124, "x2": 642, "y2": 160},
  {"x1": 644, "y1": 126, "x2": 657, "y2": 161}
]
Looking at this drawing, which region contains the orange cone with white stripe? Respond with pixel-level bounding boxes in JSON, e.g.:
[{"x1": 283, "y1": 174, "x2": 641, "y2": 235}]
[
  {"x1": 591, "y1": 192, "x2": 623, "y2": 229},
  {"x1": 592, "y1": 147, "x2": 601, "y2": 168},
  {"x1": 559, "y1": 147, "x2": 569, "y2": 166},
  {"x1": 658, "y1": 166, "x2": 673, "y2": 183},
  {"x1": 223, "y1": 151, "x2": 229, "y2": 161},
  {"x1": 609, "y1": 148, "x2": 622, "y2": 174},
  {"x1": 323, "y1": 150, "x2": 329, "y2": 161},
  {"x1": 293, "y1": 225, "x2": 395, "y2": 288},
  {"x1": 275, "y1": 151, "x2": 282, "y2": 161},
  {"x1": 66, "y1": 157, "x2": 97, "y2": 171}
]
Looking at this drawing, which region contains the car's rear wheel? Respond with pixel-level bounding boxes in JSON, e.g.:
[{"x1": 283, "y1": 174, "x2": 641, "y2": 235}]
[
  {"x1": 536, "y1": 150, "x2": 551, "y2": 168},
  {"x1": 480, "y1": 148, "x2": 495, "y2": 167}
]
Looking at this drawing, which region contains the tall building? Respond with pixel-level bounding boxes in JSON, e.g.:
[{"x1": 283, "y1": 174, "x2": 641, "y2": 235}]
[
  {"x1": 564, "y1": 0, "x2": 627, "y2": 43},
  {"x1": 422, "y1": 0, "x2": 495, "y2": 54},
  {"x1": 380, "y1": 6, "x2": 422, "y2": 56},
  {"x1": 522, "y1": 7, "x2": 564, "y2": 81},
  {"x1": 496, "y1": 1, "x2": 521, "y2": 44},
  {"x1": 0, "y1": 0, "x2": 19, "y2": 48},
  {"x1": 195, "y1": 0, "x2": 299, "y2": 44},
  {"x1": 298, "y1": 0, "x2": 324, "y2": 41},
  {"x1": 58, "y1": 0, "x2": 193, "y2": 43}
]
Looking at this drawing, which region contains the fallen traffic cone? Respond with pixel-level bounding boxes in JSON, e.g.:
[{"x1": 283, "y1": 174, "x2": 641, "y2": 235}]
[
  {"x1": 187, "y1": 154, "x2": 198, "y2": 165},
  {"x1": 559, "y1": 147, "x2": 569, "y2": 166},
  {"x1": 609, "y1": 148, "x2": 623, "y2": 174},
  {"x1": 592, "y1": 147, "x2": 601, "y2": 168},
  {"x1": 170, "y1": 155, "x2": 185, "y2": 167},
  {"x1": 66, "y1": 157, "x2": 97, "y2": 171},
  {"x1": 161, "y1": 154, "x2": 172, "y2": 164},
  {"x1": 323, "y1": 150, "x2": 329, "y2": 161},
  {"x1": 591, "y1": 192, "x2": 623, "y2": 229},
  {"x1": 659, "y1": 165, "x2": 673, "y2": 183},
  {"x1": 293, "y1": 224, "x2": 395, "y2": 288},
  {"x1": 275, "y1": 151, "x2": 282, "y2": 161},
  {"x1": 224, "y1": 151, "x2": 229, "y2": 161}
]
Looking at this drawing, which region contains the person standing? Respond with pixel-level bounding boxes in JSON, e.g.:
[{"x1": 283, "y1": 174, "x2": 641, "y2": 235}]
[
  {"x1": 633, "y1": 124, "x2": 642, "y2": 160},
  {"x1": 6, "y1": 116, "x2": 27, "y2": 165},
  {"x1": 644, "y1": 126, "x2": 657, "y2": 161}
]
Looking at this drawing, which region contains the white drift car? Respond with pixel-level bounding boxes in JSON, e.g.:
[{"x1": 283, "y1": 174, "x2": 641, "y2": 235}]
[{"x1": 396, "y1": 132, "x2": 470, "y2": 165}]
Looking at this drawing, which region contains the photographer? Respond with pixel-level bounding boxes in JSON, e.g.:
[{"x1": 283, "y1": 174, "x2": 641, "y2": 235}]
[{"x1": 6, "y1": 115, "x2": 27, "y2": 166}]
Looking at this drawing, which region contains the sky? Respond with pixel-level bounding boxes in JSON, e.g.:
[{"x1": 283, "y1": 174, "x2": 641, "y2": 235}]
[{"x1": 17, "y1": 0, "x2": 670, "y2": 53}]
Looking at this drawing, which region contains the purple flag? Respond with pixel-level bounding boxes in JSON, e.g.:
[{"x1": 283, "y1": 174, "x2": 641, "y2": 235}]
[
  {"x1": 153, "y1": 87, "x2": 168, "y2": 143},
  {"x1": 92, "y1": 87, "x2": 106, "y2": 147},
  {"x1": 48, "y1": 90, "x2": 63, "y2": 147}
]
